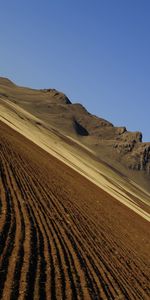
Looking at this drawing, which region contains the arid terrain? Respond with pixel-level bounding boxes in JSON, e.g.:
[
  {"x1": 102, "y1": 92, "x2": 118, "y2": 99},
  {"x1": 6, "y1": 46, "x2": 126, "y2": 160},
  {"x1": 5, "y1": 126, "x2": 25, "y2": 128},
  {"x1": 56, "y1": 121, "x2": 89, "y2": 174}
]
[{"x1": 0, "y1": 78, "x2": 150, "y2": 299}]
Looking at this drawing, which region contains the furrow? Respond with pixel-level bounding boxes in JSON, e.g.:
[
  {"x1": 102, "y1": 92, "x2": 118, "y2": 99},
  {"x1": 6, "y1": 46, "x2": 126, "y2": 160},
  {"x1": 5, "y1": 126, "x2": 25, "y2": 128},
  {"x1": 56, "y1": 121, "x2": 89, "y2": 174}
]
[{"x1": 0, "y1": 160, "x2": 16, "y2": 299}]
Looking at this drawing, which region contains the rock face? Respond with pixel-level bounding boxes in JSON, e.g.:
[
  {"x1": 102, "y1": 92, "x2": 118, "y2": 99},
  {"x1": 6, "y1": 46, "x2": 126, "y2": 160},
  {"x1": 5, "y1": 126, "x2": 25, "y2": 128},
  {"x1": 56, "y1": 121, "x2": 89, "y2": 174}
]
[
  {"x1": 0, "y1": 76, "x2": 150, "y2": 175},
  {"x1": 113, "y1": 131, "x2": 150, "y2": 174},
  {"x1": 125, "y1": 143, "x2": 150, "y2": 174}
]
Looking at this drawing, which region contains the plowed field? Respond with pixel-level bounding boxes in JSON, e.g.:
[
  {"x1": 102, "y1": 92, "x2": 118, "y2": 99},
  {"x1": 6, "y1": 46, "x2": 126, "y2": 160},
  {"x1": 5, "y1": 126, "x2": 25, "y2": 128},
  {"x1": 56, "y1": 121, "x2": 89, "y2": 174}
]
[{"x1": 0, "y1": 121, "x2": 150, "y2": 300}]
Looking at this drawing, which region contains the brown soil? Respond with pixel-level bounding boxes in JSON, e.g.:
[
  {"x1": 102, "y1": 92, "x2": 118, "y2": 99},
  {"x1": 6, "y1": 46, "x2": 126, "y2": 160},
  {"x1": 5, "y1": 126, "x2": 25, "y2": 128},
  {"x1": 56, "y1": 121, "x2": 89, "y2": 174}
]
[{"x1": 0, "y1": 121, "x2": 150, "y2": 300}]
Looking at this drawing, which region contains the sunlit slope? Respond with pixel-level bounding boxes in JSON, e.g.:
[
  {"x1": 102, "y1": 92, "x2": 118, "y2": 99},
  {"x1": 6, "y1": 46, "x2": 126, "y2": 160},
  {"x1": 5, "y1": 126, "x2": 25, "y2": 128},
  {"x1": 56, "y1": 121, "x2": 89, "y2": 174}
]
[
  {"x1": 0, "y1": 114, "x2": 150, "y2": 299},
  {"x1": 0, "y1": 97, "x2": 149, "y2": 221},
  {"x1": 1, "y1": 77, "x2": 150, "y2": 182}
]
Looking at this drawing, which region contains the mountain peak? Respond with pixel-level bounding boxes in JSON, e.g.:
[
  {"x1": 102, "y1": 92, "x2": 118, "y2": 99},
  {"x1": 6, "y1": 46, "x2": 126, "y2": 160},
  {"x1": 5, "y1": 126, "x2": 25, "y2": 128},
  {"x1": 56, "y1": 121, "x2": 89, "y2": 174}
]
[{"x1": 0, "y1": 76, "x2": 15, "y2": 87}]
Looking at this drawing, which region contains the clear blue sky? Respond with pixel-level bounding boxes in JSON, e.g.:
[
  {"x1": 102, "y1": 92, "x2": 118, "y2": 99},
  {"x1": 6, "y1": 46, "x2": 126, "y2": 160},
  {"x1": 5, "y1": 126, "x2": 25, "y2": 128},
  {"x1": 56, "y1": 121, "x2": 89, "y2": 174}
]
[{"x1": 0, "y1": 0, "x2": 150, "y2": 141}]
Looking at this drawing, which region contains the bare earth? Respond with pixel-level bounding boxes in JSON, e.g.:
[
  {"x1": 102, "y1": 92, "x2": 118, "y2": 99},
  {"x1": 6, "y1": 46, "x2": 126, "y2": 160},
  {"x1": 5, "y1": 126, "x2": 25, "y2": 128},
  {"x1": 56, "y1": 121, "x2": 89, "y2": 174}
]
[
  {"x1": 0, "y1": 80, "x2": 150, "y2": 299},
  {"x1": 0, "y1": 121, "x2": 150, "y2": 300}
]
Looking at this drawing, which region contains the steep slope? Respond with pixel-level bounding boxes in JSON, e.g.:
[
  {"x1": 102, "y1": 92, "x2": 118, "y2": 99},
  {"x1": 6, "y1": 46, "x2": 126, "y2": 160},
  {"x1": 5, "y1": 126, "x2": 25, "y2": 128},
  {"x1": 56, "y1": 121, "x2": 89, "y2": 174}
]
[
  {"x1": 0, "y1": 121, "x2": 150, "y2": 300},
  {"x1": 0, "y1": 96, "x2": 150, "y2": 221},
  {"x1": 0, "y1": 77, "x2": 150, "y2": 299},
  {"x1": 0, "y1": 77, "x2": 150, "y2": 181}
]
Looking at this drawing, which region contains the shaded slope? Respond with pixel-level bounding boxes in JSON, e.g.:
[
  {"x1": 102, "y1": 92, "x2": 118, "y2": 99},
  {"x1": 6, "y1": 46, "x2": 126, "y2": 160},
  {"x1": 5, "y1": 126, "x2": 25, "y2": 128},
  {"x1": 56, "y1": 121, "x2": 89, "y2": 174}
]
[{"x1": 0, "y1": 121, "x2": 150, "y2": 300}]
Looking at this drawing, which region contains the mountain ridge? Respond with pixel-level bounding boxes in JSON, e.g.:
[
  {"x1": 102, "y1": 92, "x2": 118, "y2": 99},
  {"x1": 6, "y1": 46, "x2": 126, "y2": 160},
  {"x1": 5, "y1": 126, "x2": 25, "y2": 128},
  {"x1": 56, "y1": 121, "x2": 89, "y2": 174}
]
[{"x1": 0, "y1": 76, "x2": 150, "y2": 176}]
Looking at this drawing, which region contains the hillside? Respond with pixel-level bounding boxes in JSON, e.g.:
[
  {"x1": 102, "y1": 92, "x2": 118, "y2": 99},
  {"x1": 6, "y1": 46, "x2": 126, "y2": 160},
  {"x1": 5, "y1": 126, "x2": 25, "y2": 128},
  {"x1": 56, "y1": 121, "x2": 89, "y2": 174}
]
[
  {"x1": 0, "y1": 77, "x2": 150, "y2": 185},
  {"x1": 0, "y1": 120, "x2": 149, "y2": 299},
  {"x1": 0, "y1": 77, "x2": 150, "y2": 299}
]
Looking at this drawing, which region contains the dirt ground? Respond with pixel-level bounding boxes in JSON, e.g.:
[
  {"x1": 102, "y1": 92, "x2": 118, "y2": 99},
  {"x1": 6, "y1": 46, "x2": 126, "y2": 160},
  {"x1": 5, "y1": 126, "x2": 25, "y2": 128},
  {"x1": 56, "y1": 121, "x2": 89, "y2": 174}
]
[{"x1": 0, "y1": 121, "x2": 150, "y2": 300}]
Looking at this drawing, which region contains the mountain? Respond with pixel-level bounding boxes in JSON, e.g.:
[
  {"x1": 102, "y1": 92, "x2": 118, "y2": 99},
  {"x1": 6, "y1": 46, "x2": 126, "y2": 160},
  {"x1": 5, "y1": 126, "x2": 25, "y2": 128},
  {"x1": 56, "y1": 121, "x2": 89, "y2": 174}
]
[
  {"x1": 0, "y1": 77, "x2": 150, "y2": 188},
  {"x1": 0, "y1": 77, "x2": 149, "y2": 299}
]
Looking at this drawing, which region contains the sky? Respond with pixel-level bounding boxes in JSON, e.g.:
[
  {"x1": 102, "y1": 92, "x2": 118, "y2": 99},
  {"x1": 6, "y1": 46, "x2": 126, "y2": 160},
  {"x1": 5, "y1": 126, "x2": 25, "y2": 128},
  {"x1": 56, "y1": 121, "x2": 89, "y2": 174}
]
[{"x1": 0, "y1": 0, "x2": 150, "y2": 141}]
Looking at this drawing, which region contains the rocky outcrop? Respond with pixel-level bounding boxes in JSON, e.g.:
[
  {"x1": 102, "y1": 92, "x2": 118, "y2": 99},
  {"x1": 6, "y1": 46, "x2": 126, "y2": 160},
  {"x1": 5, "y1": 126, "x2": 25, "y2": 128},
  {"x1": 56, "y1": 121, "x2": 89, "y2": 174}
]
[
  {"x1": 125, "y1": 143, "x2": 150, "y2": 174},
  {"x1": 113, "y1": 130, "x2": 150, "y2": 174},
  {"x1": 113, "y1": 131, "x2": 142, "y2": 154}
]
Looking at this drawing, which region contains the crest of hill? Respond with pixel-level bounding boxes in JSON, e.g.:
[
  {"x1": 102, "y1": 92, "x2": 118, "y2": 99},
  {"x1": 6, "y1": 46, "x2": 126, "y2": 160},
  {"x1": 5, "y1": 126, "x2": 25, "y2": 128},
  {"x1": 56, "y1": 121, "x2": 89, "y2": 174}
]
[
  {"x1": 0, "y1": 77, "x2": 70, "y2": 105},
  {"x1": 0, "y1": 77, "x2": 16, "y2": 87},
  {"x1": 0, "y1": 76, "x2": 150, "y2": 176}
]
